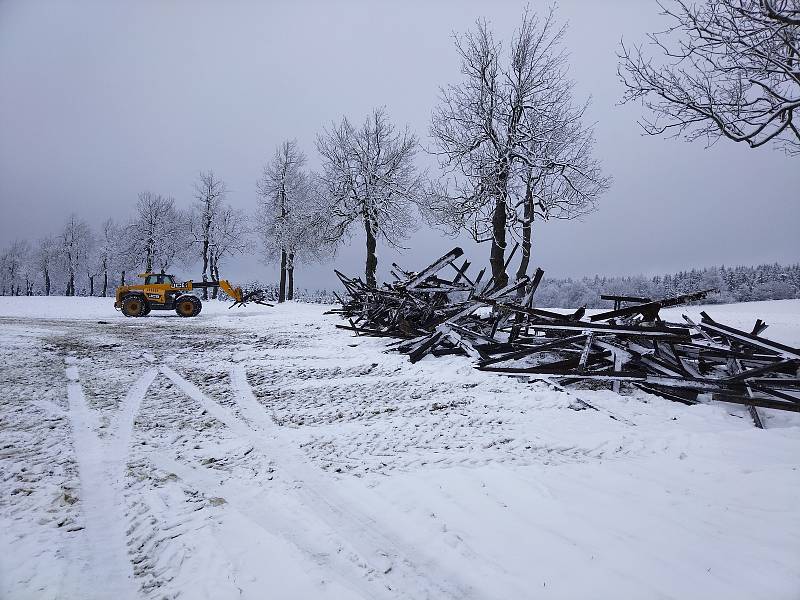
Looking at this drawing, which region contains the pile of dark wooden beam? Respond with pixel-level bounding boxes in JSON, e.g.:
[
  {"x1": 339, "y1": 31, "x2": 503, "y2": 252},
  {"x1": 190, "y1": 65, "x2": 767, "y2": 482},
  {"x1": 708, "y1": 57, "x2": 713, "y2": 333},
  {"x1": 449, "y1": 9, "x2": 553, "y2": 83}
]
[{"x1": 330, "y1": 248, "x2": 800, "y2": 427}]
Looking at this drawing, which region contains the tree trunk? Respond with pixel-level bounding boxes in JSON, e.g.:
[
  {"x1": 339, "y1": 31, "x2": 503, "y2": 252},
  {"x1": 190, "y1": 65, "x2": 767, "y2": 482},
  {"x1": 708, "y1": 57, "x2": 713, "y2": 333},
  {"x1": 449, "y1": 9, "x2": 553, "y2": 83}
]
[
  {"x1": 364, "y1": 217, "x2": 378, "y2": 288},
  {"x1": 287, "y1": 253, "x2": 294, "y2": 301},
  {"x1": 489, "y1": 196, "x2": 508, "y2": 290},
  {"x1": 515, "y1": 181, "x2": 534, "y2": 290},
  {"x1": 68, "y1": 272, "x2": 75, "y2": 296},
  {"x1": 102, "y1": 271, "x2": 108, "y2": 297},
  {"x1": 88, "y1": 275, "x2": 94, "y2": 296},
  {"x1": 121, "y1": 270, "x2": 126, "y2": 286},
  {"x1": 44, "y1": 268, "x2": 50, "y2": 296},
  {"x1": 202, "y1": 233, "x2": 210, "y2": 300},
  {"x1": 211, "y1": 261, "x2": 219, "y2": 299},
  {"x1": 278, "y1": 249, "x2": 287, "y2": 303}
]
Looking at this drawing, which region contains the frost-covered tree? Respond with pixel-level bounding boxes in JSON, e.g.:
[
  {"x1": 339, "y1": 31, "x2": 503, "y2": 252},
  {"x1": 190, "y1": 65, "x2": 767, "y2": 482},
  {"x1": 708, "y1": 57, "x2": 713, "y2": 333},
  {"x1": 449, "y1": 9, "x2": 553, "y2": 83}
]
[
  {"x1": 124, "y1": 192, "x2": 189, "y2": 273},
  {"x1": 58, "y1": 215, "x2": 94, "y2": 296},
  {"x1": 316, "y1": 108, "x2": 422, "y2": 288},
  {"x1": 257, "y1": 140, "x2": 306, "y2": 302},
  {"x1": 207, "y1": 205, "x2": 249, "y2": 299},
  {"x1": 619, "y1": 0, "x2": 800, "y2": 154},
  {"x1": 190, "y1": 170, "x2": 227, "y2": 299},
  {"x1": 256, "y1": 140, "x2": 330, "y2": 301},
  {"x1": 84, "y1": 242, "x2": 100, "y2": 296},
  {"x1": 0, "y1": 240, "x2": 31, "y2": 296},
  {"x1": 429, "y1": 8, "x2": 609, "y2": 288},
  {"x1": 510, "y1": 101, "x2": 610, "y2": 284},
  {"x1": 95, "y1": 218, "x2": 125, "y2": 296},
  {"x1": 33, "y1": 236, "x2": 58, "y2": 296}
]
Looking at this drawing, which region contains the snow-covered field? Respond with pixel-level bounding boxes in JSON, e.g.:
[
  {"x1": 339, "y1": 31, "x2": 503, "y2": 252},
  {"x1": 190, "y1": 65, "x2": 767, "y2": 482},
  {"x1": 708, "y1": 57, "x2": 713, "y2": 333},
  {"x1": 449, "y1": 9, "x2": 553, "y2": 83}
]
[{"x1": 1, "y1": 296, "x2": 798, "y2": 599}]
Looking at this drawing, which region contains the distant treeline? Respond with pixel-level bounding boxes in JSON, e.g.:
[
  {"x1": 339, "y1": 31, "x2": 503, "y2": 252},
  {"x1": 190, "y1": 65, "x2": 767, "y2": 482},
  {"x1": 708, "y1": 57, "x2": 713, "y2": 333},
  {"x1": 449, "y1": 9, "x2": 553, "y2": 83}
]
[{"x1": 532, "y1": 263, "x2": 800, "y2": 309}]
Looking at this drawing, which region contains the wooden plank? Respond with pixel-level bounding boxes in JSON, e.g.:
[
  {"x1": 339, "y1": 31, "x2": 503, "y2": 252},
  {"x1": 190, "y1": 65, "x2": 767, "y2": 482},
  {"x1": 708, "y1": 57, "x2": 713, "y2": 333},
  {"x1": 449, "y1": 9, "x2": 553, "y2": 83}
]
[
  {"x1": 405, "y1": 247, "x2": 464, "y2": 290},
  {"x1": 590, "y1": 289, "x2": 715, "y2": 322},
  {"x1": 699, "y1": 313, "x2": 800, "y2": 360},
  {"x1": 600, "y1": 294, "x2": 652, "y2": 303},
  {"x1": 527, "y1": 321, "x2": 691, "y2": 338}
]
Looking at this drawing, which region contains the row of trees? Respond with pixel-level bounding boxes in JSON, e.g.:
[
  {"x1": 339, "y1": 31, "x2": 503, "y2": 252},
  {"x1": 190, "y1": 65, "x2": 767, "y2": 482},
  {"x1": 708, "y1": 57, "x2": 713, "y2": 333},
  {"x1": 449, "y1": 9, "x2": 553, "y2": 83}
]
[
  {"x1": 11, "y1": 8, "x2": 611, "y2": 299},
  {"x1": 3, "y1": 2, "x2": 795, "y2": 298},
  {"x1": 257, "y1": 9, "x2": 610, "y2": 292},
  {"x1": 246, "y1": 0, "x2": 800, "y2": 294},
  {"x1": 0, "y1": 177, "x2": 248, "y2": 299}
]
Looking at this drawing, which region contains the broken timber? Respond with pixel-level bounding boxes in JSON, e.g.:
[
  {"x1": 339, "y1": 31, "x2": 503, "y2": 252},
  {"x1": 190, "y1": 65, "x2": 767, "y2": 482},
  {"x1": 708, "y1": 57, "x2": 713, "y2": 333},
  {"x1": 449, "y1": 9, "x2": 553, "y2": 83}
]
[{"x1": 330, "y1": 248, "x2": 800, "y2": 427}]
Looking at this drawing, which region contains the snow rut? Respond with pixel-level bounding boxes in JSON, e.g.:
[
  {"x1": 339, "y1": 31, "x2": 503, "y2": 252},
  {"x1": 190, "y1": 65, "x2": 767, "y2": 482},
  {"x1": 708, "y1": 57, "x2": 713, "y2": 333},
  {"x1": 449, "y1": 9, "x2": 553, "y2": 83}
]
[
  {"x1": 157, "y1": 362, "x2": 476, "y2": 600},
  {"x1": 64, "y1": 363, "x2": 156, "y2": 600}
]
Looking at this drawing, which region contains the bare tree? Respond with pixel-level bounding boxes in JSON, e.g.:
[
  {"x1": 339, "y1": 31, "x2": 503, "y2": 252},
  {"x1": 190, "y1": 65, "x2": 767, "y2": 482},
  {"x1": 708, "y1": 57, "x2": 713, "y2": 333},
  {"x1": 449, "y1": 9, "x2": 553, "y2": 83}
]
[
  {"x1": 510, "y1": 110, "x2": 610, "y2": 284},
  {"x1": 316, "y1": 107, "x2": 422, "y2": 287},
  {"x1": 619, "y1": 0, "x2": 800, "y2": 154},
  {"x1": 125, "y1": 192, "x2": 188, "y2": 273},
  {"x1": 85, "y1": 243, "x2": 99, "y2": 296},
  {"x1": 256, "y1": 140, "x2": 308, "y2": 302},
  {"x1": 208, "y1": 205, "x2": 249, "y2": 299},
  {"x1": 58, "y1": 215, "x2": 93, "y2": 296},
  {"x1": 257, "y1": 140, "x2": 330, "y2": 301},
  {"x1": 191, "y1": 170, "x2": 227, "y2": 299},
  {"x1": 33, "y1": 236, "x2": 57, "y2": 296},
  {"x1": 95, "y1": 218, "x2": 123, "y2": 296},
  {"x1": 0, "y1": 240, "x2": 30, "y2": 296},
  {"x1": 429, "y1": 8, "x2": 608, "y2": 288}
]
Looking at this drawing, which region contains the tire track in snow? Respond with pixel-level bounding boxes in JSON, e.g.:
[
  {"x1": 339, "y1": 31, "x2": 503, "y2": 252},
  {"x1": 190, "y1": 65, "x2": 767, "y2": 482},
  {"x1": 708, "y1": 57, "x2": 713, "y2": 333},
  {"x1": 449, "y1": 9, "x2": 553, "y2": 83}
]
[
  {"x1": 160, "y1": 362, "x2": 478, "y2": 600},
  {"x1": 65, "y1": 362, "x2": 157, "y2": 600},
  {"x1": 146, "y1": 452, "x2": 396, "y2": 600}
]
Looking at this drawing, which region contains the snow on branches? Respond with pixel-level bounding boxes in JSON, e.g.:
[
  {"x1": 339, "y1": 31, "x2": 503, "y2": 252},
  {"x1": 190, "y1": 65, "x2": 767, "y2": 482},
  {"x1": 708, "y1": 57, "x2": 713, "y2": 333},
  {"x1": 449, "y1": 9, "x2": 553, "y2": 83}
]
[
  {"x1": 619, "y1": 0, "x2": 800, "y2": 154},
  {"x1": 429, "y1": 7, "x2": 609, "y2": 288},
  {"x1": 316, "y1": 107, "x2": 423, "y2": 288},
  {"x1": 256, "y1": 140, "x2": 328, "y2": 301}
]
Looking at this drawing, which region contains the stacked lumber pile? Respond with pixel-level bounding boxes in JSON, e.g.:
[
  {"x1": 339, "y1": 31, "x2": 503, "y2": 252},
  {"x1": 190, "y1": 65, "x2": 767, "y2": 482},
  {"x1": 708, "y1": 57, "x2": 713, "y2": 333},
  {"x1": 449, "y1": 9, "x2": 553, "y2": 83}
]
[{"x1": 330, "y1": 248, "x2": 800, "y2": 427}]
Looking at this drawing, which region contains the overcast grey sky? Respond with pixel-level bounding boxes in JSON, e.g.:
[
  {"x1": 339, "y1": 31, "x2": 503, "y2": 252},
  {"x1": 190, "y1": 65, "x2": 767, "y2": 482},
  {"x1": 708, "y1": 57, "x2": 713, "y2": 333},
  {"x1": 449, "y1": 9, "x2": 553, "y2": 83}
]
[{"x1": 0, "y1": 0, "x2": 797, "y2": 290}]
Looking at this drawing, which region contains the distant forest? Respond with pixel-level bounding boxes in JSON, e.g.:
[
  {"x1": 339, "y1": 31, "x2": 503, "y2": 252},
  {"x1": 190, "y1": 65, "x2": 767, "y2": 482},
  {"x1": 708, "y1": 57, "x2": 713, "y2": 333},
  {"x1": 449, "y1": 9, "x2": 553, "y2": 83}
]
[{"x1": 532, "y1": 263, "x2": 800, "y2": 309}]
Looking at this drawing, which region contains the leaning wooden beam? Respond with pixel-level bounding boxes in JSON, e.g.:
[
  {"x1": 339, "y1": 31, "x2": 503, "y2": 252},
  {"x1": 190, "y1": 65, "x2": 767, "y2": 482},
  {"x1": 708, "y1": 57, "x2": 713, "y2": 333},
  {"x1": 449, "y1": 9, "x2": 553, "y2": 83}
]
[
  {"x1": 723, "y1": 358, "x2": 799, "y2": 381},
  {"x1": 709, "y1": 393, "x2": 800, "y2": 413},
  {"x1": 450, "y1": 259, "x2": 474, "y2": 286},
  {"x1": 750, "y1": 384, "x2": 800, "y2": 406},
  {"x1": 407, "y1": 331, "x2": 445, "y2": 363},
  {"x1": 600, "y1": 294, "x2": 653, "y2": 304},
  {"x1": 589, "y1": 289, "x2": 716, "y2": 322},
  {"x1": 405, "y1": 247, "x2": 464, "y2": 290},
  {"x1": 699, "y1": 312, "x2": 800, "y2": 360}
]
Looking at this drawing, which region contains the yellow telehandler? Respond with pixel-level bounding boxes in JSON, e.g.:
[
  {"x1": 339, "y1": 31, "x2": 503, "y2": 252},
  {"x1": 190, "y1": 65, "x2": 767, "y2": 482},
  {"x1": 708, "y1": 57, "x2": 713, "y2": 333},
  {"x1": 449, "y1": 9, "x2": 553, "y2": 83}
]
[{"x1": 114, "y1": 272, "x2": 271, "y2": 317}]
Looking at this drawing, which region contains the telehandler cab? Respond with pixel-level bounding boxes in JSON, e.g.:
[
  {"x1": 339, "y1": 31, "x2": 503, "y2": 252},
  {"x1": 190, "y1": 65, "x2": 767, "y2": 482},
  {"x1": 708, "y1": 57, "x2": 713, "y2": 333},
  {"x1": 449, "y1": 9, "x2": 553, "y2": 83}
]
[{"x1": 114, "y1": 272, "x2": 271, "y2": 317}]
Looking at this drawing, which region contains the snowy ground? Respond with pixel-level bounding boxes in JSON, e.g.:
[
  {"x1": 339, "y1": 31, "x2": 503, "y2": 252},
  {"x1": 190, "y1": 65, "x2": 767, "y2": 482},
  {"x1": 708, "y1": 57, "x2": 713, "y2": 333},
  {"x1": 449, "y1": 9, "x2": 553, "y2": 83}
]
[{"x1": 1, "y1": 296, "x2": 798, "y2": 599}]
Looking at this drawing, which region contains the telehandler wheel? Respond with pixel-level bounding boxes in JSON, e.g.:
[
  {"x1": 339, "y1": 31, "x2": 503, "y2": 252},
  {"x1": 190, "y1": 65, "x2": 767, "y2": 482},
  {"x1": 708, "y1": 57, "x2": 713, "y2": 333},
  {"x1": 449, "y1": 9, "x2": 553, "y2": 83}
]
[
  {"x1": 175, "y1": 295, "x2": 202, "y2": 317},
  {"x1": 121, "y1": 295, "x2": 147, "y2": 317},
  {"x1": 142, "y1": 304, "x2": 152, "y2": 316}
]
